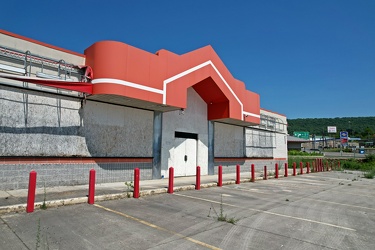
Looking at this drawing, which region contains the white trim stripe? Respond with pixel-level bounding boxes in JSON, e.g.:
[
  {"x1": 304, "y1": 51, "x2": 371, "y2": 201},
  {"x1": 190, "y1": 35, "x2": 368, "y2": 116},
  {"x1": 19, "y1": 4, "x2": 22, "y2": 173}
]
[
  {"x1": 163, "y1": 60, "x2": 260, "y2": 120},
  {"x1": 162, "y1": 61, "x2": 211, "y2": 104},
  {"x1": 243, "y1": 111, "x2": 261, "y2": 118},
  {"x1": 92, "y1": 78, "x2": 164, "y2": 94},
  {"x1": 208, "y1": 61, "x2": 243, "y2": 110},
  {"x1": 92, "y1": 62, "x2": 260, "y2": 121}
]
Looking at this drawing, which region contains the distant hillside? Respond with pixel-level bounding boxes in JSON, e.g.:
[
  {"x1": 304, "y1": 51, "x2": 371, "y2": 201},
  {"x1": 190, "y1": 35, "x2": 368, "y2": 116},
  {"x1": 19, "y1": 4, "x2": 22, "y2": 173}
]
[{"x1": 287, "y1": 117, "x2": 375, "y2": 138}]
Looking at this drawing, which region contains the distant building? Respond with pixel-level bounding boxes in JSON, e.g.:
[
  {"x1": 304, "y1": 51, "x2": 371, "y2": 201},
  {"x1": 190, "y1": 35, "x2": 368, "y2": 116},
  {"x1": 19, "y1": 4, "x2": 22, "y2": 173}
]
[{"x1": 287, "y1": 136, "x2": 309, "y2": 151}]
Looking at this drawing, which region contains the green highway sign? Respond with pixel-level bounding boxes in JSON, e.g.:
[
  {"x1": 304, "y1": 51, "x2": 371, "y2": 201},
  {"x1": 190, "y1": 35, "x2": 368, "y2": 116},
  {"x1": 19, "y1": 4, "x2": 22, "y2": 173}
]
[{"x1": 293, "y1": 131, "x2": 310, "y2": 140}]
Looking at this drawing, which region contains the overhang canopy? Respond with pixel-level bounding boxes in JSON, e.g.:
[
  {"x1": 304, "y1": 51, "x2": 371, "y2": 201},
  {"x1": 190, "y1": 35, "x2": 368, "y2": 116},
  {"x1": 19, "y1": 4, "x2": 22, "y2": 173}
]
[
  {"x1": 83, "y1": 41, "x2": 261, "y2": 126},
  {"x1": 0, "y1": 73, "x2": 93, "y2": 94}
]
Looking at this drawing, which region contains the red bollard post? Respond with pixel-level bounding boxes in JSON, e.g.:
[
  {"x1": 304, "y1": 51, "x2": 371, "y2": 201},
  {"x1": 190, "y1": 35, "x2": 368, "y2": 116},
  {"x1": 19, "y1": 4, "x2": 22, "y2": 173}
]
[
  {"x1": 88, "y1": 169, "x2": 96, "y2": 204},
  {"x1": 251, "y1": 164, "x2": 255, "y2": 182},
  {"x1": 318, "y1": 159, "x2": 320, "y2": 172},
  {"x1": 284, "y1": 163, "x2": 288, "y2": 177},
  {"x1": 26, "y1": 171, "x2": 37, "y2": 213},
  {"x1": 318, "y1": 159, "x2": 321, "y2": 171},
  {"x1": 326, "y1": 162, "x2": 329, "y2": 171},
  {"x1": 319, "y1": 159, "x2": 321, "y2": 172},
  {"x1": 275, "y1": 163, "x2": 279, "y2": 179},
  {"x1": 264, "y1": 166, "x2": 267, "y2": 180},
  {"x1": 196, "y1": 166, "x2": 201, "y2": 190},
  {"x1": 218, "y1": 165, "x2": 223, "y2": 187},
  {"x1": 313, "y1": 161, "x2": 316, "y2": 172},
  {"x1": 293, "y1": 162, "x2": 296, "y2": 176},
  {"x1": 133, "y1": 168, "x2": 140, "y2": 198},
  {"x1": 236, "y1": 165, "x2": 240, "y2": 184},
  {"x1": 307, "y1": 162, "x2": 310, "y2": 174},
  {"x1": 300, "y1": 162, "x2": 303, "y2": 175},
  {"x1": 317, "y1": 159, "x2": 321, "y2": 172},
  {"x1": 168, "y1": 167, "x2": 174, "y2": 194}
]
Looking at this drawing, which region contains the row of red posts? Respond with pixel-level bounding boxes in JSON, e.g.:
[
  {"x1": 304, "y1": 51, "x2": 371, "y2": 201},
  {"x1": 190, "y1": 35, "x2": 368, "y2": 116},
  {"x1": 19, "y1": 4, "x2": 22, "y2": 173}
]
[{"x1": 25, "y1": 158, "x2": 339, "y2": 213}]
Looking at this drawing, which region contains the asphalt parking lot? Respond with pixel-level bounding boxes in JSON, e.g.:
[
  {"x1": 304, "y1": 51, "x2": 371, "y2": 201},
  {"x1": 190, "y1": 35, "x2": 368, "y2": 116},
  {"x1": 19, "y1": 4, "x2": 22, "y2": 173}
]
[{"x1": 1, "y1": 171, "x2": 374, "y2": 250}]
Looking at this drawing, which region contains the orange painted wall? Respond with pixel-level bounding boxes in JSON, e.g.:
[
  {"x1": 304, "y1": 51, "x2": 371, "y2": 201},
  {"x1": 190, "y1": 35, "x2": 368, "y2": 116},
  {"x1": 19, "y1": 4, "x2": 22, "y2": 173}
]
[{"x1": 84, "y1": 41, "x2": 260, "y2": 123}]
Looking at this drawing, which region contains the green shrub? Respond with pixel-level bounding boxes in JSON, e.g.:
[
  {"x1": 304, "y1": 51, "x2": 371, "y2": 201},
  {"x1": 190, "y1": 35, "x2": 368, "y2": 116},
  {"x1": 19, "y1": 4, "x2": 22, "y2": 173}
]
[
  {"x1": 288, "y1": 150, "x2": 323, "y2": 156},
  {"x1": 342, "y1": 159, "x2": 362, "y2": 170},
  {"x1": 364, "y1": 154, "x2": 375, "y2": 163},
  {"x1": 364, "y1": 169, "x2": 375, "y2": 179},
  {"x1": 337, "y1": 156, "x2": 374, "y2": 173},
  {"x1": 288, "y1": 157, "x2": 315, "y2": 168}
]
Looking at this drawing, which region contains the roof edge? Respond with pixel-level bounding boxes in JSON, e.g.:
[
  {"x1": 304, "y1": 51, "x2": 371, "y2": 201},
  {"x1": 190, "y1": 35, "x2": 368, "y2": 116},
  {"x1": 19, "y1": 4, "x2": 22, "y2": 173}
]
[{"x1": 0, "y1": 29, "x2": 85, "y2": 58}]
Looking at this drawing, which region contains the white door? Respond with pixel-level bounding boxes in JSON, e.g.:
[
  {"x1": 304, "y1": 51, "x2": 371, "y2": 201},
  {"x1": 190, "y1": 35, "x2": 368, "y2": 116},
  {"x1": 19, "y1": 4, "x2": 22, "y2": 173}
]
[{"x1": 173, "y1": 138, "x2": 197, "y2": 176}]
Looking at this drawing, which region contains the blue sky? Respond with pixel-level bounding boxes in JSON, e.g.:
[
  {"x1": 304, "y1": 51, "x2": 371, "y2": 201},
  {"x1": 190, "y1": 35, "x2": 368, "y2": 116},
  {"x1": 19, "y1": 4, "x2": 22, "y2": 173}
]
[{"x1": 2, "y1": 0, "x2": 374, "y2": 119}]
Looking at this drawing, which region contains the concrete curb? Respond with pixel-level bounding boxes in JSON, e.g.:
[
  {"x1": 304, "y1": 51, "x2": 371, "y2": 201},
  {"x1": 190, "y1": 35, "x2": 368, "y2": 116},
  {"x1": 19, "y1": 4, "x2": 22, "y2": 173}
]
[{"x1": 0, "y1": 174, "x2": 297, "y2": 215}]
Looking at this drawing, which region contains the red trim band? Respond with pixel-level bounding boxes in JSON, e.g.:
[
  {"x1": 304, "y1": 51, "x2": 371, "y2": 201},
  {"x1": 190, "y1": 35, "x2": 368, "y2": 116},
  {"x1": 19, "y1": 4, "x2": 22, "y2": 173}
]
[{"x1": 0, "y1": 157, "x2": 152, "y2": 165}]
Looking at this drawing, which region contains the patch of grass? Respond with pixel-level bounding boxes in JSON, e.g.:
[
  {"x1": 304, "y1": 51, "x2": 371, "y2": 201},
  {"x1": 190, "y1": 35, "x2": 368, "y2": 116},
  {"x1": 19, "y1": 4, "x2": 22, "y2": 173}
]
[
  {"x1": 288, "y1": 158, "x2": 314, "y2": 168},
  {"x1": 288, "y1": 150, "x2": 323, "y2": 156},
  {"x1": 364, "y1": 169, "x2": 375, "y2": 179},
  {"x1": 364, "y1": 154, "x2": 375, "y2": 163},
  {"x1": 336, "y1": 154, "x2": 375, "y2": 179}
]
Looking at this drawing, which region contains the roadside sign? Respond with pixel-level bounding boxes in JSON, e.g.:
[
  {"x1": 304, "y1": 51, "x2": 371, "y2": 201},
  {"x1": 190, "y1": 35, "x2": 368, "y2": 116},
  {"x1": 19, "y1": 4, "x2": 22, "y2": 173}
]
[
  {"x1": 293, "y1": 131, "x2": 310, "y2": 140},
  {"x1": 327, "y1": 126, "x2": 337, "y2": 133},
  {"x1": 340, "y1": 131, "x2": 348, "y2": 145},
  {"x1": 340, "y1": 131, "x2": 348, "y2": 139}
]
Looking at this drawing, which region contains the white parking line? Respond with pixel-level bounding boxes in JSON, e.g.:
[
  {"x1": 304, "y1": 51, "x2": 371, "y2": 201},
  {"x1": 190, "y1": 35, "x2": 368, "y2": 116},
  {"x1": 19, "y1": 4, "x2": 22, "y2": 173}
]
[
  {"x1": 302, "y1": 198, "x2": 375, "y2": 211},
  {"x1": 94, "y1": 204, "x2": 221, "y2": 250},
  {"x1": 265, "y1": 179, "x2": 328, "y2": 186},
  {"x1": 328, "y1": 190, "x2": 374, "y2": 198},
  {"x1": 174, "y1": 193, "x2": 356, "y2": 232},
  {"x1": 227, "y1": 186, "x2": 375, "y2": 212}
]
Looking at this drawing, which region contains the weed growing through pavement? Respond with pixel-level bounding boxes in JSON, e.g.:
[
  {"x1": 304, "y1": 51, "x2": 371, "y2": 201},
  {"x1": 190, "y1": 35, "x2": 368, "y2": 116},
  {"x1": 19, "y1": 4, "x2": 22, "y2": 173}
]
[
  {"x1": 40, "y1": 182, "x2": 47, "y2": 210},
  {"x1": 207, "y1": 194, "x2": 239, "y2": 225},
  {"x1": 36, "y1": 218, "x2": 41, "y2": 249},
  {"x1": 124, "y1": 181, "x2": 134, "y2": 198},
  {"x1": 35, "y1": 218, "x2": 49, "y2": 250}
]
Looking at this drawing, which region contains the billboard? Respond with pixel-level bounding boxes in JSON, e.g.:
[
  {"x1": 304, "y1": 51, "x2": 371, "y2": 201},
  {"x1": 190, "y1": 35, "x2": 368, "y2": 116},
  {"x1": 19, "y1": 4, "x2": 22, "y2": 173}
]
[
  {"x1": 327, "y1": 126, "x2": 337, "y2": 133},
  {"x1": 293, "y1": 131, "x2": 310, "y2": 140}
]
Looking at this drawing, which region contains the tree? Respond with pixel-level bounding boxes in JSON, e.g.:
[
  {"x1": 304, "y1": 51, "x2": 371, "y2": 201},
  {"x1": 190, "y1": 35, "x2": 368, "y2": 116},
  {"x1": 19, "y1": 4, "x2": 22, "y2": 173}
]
[{"x1": 362, "y1": 127, "x2": 374, "y2": 140}]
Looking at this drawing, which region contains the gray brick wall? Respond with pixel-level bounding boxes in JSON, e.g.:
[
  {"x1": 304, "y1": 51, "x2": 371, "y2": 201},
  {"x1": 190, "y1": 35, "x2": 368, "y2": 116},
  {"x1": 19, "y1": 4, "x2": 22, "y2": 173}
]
[
  {"x1": 214, "y1": 159, "x2": 287, "y2": 174},
  {"x1": 0, "y1": 162, "x2": 152, "y2": 190}
]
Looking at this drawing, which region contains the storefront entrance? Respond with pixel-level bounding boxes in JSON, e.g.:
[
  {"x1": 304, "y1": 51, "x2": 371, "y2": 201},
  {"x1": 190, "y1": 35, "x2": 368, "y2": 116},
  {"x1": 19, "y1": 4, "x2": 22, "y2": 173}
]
[{"x1": 173, "y1": 132, "x2": 197, "y2": 176}]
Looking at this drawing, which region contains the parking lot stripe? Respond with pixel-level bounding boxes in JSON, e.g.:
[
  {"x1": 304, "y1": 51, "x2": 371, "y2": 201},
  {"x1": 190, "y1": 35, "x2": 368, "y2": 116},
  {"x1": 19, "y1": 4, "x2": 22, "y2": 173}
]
[
  {"x1": 302, "y1": 198, "x2": 375, "y2": 211},
  {"x1": 329, "y1": 190, "x2": 374, "y2": 198},
  {"x1": 174, "y1": 194, "x2": 356, "y2": 232},
  {"x1": 228, "y1": 185, "x2": 375, "y2": 212},
  {"x1": 93, "y1": 204, "x2": 221, "y2": 250}
]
